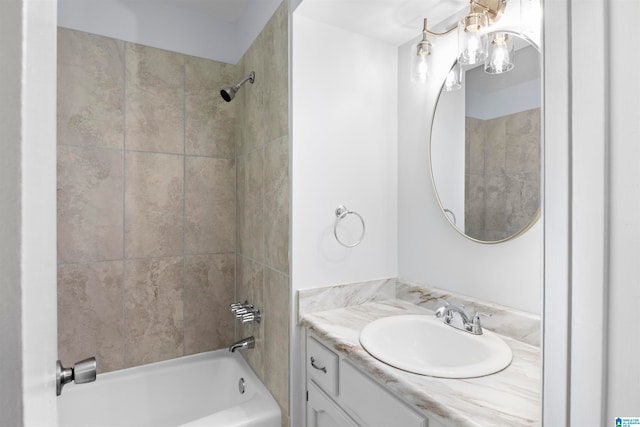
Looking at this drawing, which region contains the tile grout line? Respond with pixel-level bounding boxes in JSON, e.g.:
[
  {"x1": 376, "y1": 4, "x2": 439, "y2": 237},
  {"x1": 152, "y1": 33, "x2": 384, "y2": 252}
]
[
  {"x1": 57, "y1": 250, "x2": 237, "y2": 265},
  {"x1": 56, "y1": 142, "x2": 234, "y2": 160},
  {"x1": 182, "y1": 56, "x2": 187, "y2": 357},
  {"x1": 121, "y1": 40, "x2": 128, "y2": 370}
]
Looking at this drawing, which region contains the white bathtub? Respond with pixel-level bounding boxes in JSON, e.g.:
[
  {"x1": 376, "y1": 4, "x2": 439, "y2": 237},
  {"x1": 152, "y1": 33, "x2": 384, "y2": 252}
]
[{"x1": 57, "y1": 350, "x2": 281, "y2": 427}]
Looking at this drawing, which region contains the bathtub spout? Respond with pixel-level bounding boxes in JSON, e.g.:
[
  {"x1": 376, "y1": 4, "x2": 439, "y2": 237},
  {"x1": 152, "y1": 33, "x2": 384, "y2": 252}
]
[{"x1": 229, "y1": 336, "x2": 255, "y2": 352}]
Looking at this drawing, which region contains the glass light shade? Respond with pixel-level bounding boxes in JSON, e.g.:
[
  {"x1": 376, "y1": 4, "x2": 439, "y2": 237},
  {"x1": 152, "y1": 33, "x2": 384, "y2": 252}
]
[
  {"x1": 443, "y1": 62, "x2": 462, "y2": 91},
  {"x1": 458, "y1": 13, "x2": 488, "y2": 65},
  {"x1": 485, "y1": 33, "x2": 514, "y2": 74},
  {"x1": 411, "y1": 39, "x2": 432, "y2": 82}
]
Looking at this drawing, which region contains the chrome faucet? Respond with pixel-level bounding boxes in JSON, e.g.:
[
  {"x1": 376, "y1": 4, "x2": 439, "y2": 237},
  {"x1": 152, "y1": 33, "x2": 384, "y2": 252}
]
[
  {"x1": 434, "y1": 302, "x2": 488, "y2": 335},
  {"x1": 229, "y1": 336, "x2": 255, "y2": 352},
  {"x1": 230, "y1": 301, "x2": 262, "y2": 324}
]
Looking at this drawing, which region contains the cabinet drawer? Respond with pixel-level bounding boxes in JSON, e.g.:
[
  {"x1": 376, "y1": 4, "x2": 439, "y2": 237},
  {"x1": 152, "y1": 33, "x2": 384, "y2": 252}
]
[
  {"x1": 339, "y1": 360, "x2": 427, "y2": 427},
  {"x1": 307, "y1": 336, "x2": 339, "y2": 396}
]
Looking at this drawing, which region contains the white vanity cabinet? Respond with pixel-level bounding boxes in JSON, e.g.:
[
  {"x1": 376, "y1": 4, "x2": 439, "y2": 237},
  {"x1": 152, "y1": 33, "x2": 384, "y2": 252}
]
[{"x1": 305, "y1": 333, "x2": 444, "y2": 427}]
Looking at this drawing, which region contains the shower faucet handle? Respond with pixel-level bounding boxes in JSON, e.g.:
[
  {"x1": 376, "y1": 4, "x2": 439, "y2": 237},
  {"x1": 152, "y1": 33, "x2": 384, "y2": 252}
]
[
  {"x1": 230, "y1": 301, "x2": 261, "y2": 323},
  {"x1": 241, "y1": 309, "x2": 262, "y2": 324},
  {"x1": 230, "y1": 301, "x2": 252, "y2": 315}
]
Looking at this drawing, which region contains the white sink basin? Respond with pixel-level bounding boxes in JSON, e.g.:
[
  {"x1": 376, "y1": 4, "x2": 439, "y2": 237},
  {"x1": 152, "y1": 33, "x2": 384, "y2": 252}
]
[{"x1": 359, "y1": 314, "x2": 512, "y2": 378}]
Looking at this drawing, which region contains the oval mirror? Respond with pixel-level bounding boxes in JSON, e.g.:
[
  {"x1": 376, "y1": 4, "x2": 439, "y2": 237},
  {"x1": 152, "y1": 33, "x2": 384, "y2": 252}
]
[{"x1": 430, "y1": 33, "x2": 541, "y2": 243}]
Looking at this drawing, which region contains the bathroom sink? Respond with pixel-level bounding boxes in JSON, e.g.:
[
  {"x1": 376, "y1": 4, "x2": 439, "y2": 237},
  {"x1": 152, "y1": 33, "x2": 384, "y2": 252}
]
[{"x1": 359, "y1": 314, "x2": 512, "y2": 378}]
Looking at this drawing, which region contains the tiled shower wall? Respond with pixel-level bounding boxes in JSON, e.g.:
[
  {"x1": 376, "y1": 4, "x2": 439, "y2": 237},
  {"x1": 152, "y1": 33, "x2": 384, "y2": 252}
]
[
  {"x1": 57, "y1": 28, "x2": 240, "y2": 372},
  {"x1": 57, "y1": 2, "x2": 290, "y2": 423},
  {"x1": 234, "y1": 2, "x2": 291, "y2": 426},
  {"x1": 465, "y1": 108, "x2": 540, "y2": 241}
]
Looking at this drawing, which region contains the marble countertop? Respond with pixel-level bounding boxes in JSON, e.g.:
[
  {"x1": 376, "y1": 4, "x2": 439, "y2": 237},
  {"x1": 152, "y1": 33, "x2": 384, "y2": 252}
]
[{"x1": 300, "y1": 299, "x2": 541, "y2": 427}]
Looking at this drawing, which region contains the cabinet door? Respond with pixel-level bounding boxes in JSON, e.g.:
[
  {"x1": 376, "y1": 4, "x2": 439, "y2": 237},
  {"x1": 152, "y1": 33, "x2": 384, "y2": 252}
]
[
  {"x1": 307, "y1": 382, "x2": 359, "y2": 427},
  {"x1": 339, "y1": 360, "x2": 427, "y2": 427}
]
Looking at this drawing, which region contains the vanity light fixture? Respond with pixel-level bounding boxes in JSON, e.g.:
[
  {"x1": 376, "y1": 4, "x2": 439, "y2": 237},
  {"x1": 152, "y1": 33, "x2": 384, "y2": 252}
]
[
  {"x1": 412, "y1": 0, "x2": 508, "y2": 82},
  {"x1": 458, "y1": 0, "x2": 506, "y2": 65},
  {"x1": 485, "y1": 33, "x2": 514, "y2": 74}
]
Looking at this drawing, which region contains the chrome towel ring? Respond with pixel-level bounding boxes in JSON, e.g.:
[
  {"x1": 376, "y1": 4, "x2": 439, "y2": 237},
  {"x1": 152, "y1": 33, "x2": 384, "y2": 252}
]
[{"x1": 334, "y1": 205, "x2": 365, "y2": 248}]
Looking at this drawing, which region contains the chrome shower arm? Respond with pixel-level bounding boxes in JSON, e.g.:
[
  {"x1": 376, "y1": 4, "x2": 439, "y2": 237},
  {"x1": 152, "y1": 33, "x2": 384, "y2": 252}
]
[{"x1": 235, "y1": 71, "x2": 255, "y2": 89}]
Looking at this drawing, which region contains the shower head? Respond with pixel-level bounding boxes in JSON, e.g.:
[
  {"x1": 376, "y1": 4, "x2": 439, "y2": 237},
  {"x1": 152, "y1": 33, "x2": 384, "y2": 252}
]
[{"x1": 220, "y1": 71, "x2": 255, "y2": 102}]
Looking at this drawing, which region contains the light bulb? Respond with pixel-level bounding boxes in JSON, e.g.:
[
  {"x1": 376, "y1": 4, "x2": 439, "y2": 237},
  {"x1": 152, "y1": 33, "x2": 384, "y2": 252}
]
[
  {"x1": 443, "y1": 62, "x2": 462, "y2": 91},
  {"x1": 458, "y1": 13, "x2": 488, "y2": 65},
  {"x1": 485, "y1": 33, "x2": 514, "y2": 74},
  {"x1": 411, "y1": 39, "x2": 432, "y2": 82},
  {"x1": 466, "y1": 34, "x2": 481, "y2": 58},
  {"x1": 417, "y1": 56, "x2": 428, "y2": 80}
]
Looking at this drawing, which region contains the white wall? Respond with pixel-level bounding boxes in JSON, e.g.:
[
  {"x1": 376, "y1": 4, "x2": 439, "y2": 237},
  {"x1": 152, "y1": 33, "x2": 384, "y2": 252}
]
[
  {"x1": 0, "y1": 0, "x2": 59, "y2": 425},
  {"x1": 397, "y1": 2, "x2": 542, "y2": 315},
  {"x1": 21, "y1": 0, "x2": 59, "y2": 424},
  {"x1": 0, "y1": 0, "x2": 25, "y2": 423},
  {"x1": 291, "y1": 14, "x2": 398, "y2": 290},
  {"x1": 57, "y1": 0, "x2": 281, "y2": 64},
  {"x1": 541, "y1": 0, "x2": 571, "y2": 423},
  {"x1": 543, "y1": 0, "x2": 640, "y2": 422},
  {"x1": 604, "y1": 0, "x2": 640, "y2": 419}
]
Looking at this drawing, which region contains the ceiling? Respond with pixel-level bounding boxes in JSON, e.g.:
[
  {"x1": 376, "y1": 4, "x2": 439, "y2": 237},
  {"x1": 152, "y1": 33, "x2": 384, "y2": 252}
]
[
  {"x1": 294, "y1": 0, "x2": 470, "y2": 46},
  {"x1": 152, "y1": 0, "x2": 470, "y2": 39},
  {"x1": 58, "y1": 0, "x2": 477, "y2": 62},
  {"x1": 58, "y1": 0, "x2": 280, "y2": 63},
  {"x1": 154, "y1": 0, "x2": 249, "y2": 22}
]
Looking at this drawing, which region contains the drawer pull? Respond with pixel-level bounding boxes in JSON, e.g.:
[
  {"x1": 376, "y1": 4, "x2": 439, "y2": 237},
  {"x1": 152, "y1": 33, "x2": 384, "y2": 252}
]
[{"x1": 310, "y1": 357, "x2": 327, "y2": 373}]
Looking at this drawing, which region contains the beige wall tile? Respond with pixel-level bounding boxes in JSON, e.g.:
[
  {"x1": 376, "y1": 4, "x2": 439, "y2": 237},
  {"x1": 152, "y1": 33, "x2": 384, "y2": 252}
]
[
  {"x1": 465, "y1": 108, "x2": 541, "y2": 240},
  {"x1": 58, "y1": 262, "x2": 124, "y2": 373},
  {"x1": 236, "y1": 255, "x2": 265, "y2": 378},
  {"x1": 235, "y1": 3, "x2": 290, "y2": 421},
  {"x1": 465, "y1": 173, "x2": 485, "y2": 235},
  {"x1": 263, "y1": 268, "x2": 290, "y2": 412},
  {"x1": 237, "y1": 38, "x2": 266, "y2": 155},
  {"x1": 124, "y1": 151, "x2": 184, "y2": 258},
  {"x1": 185, "y1": 157, "x2": 236, "y2": 254},
  {"x1": 484, "y1": 116, "x2": 506, "y2": 175},
  {"x1": 264, "y1": 136, "x2": 289, "y2": 273},
  {"x1": 126, "y1": 43, "x2": 183, "y2": 88},
  {"x1": 506, "y1": 172, "x2": 540, "y2": 233},
  {"x1": 185, "y1": 93, "x2": 236, "y2": 158},
  {"x1": 125, "y1": 44, "x2": 184, "y2": 153},
  {"x1": 57, "y1": 146, "x2": 123, "y2": 263},
  {"x1": 185, "y1": 56, "x2": 236, "y2": 92},
  {"x1": 505, "y1": 108, "x2": 541, "y2": 175},
  {"x1": 184, "y1": 254, "x2": 235, "y2": 355},
  {"x1": 484, "y1": 173, "x2": 507, "y2": 232},
  {"x1": 185, "y1": 56, "x2": 236, "y2": 158},
  {"x1": 57, "y1": 28, "x2": 124, "y2": 149},
  {"x1": 124, "y1": 257, "x2": 184, "y2": 367},
  {"x1": 262, "y1": 2, "x2": 289, "y2": 144},
  {"x1": 126, "y1": 86, "x2": 184, "y2": 154},
  {"x1": 237, "y1": 149, "x2": 264, "y2": 261}
]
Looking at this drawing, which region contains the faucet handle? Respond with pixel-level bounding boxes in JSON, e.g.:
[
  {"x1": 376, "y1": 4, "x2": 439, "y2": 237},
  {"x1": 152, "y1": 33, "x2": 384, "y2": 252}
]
[
  {"x1": 230, "y1": 301, "x2": 250, "y2": 313},
  {"x1": 231, "y1": 302, "x2": 254, "y2": 317},
  {"x1": 434, "y1": 301, "x2": 450, "y2": 318},
  {"x1": 241, "y1": 310, "x2": 262, "y2": 324},
  {"x1": 469, "y1": 312, "x2": 491, "y2": 335}
]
